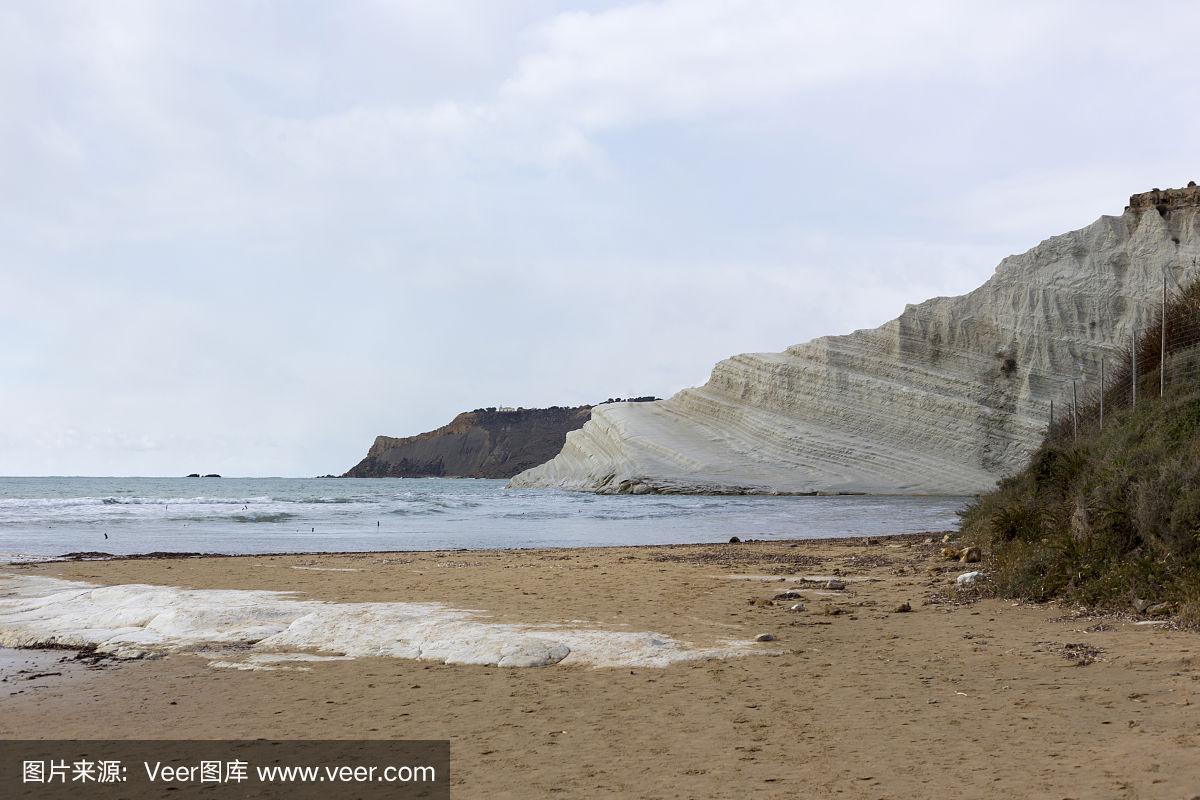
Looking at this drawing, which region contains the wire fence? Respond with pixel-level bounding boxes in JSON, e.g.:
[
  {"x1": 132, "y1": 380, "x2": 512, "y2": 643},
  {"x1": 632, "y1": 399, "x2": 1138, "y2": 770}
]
[{"x1": 1047, "y1": 267, "x2": 1200, "y2": 443}]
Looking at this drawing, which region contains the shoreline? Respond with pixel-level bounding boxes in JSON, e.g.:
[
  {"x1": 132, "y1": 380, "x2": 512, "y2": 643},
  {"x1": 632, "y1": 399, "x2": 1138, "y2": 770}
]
[
  {"x1": 7, "y1": 529, "x2": 952, "y2": 566},
  {"x1": 3, "y1": 535, "x2": 1197, "y2": 797}
]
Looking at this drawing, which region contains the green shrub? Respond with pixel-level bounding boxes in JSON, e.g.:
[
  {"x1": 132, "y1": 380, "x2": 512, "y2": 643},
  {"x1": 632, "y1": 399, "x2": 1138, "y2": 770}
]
[{"x1": 961, "y1": 281, "x2": 1200, "y2": 618}]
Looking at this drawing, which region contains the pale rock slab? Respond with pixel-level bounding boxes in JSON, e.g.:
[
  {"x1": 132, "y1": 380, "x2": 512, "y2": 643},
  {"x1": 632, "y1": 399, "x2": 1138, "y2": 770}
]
[{"x1": 0, "y1": 574, "x2": 757, "y2": 669}]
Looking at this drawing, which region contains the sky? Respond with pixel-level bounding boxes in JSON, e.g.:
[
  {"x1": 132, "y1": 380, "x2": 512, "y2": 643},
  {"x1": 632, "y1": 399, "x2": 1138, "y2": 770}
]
[{"x1": 2, "y1": 1, "x2": 1199, "y2": 477}]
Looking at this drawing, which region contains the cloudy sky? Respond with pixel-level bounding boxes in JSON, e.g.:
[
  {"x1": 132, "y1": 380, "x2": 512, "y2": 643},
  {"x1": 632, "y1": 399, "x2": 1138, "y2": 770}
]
[{"x1": 2, "y1": 1, "x2": 1198, "y2": 476}]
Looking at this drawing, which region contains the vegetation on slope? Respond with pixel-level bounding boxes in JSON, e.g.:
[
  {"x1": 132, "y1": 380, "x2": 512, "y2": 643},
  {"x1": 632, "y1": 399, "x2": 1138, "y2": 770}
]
[{"x1": 960, "y1": 277, "x2": 1200, "y2": 621}]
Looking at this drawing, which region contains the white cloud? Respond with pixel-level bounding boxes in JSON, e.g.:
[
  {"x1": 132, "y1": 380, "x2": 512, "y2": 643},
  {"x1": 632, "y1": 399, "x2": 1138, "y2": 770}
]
[{"x1": 2, "y1": 1, "x2": 1200, "y2": 474}]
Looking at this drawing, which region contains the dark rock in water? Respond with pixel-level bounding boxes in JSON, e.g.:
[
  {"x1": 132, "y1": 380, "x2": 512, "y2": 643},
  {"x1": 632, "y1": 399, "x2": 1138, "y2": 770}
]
[
  {"x1": 728, "y1": 536, "x2": 741, "y2": 544},
  {"x1": 202, "y1": 474, "x2": 221, "y2": 478},
  {"x1": 185, "y1": 473, "x2": 200, "y2": 478}
]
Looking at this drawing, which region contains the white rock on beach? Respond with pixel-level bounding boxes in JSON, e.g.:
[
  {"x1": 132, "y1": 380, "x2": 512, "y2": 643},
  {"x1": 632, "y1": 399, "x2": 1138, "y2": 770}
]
[
  {"x1": 509, "y1": 188, "x2": 1200, "y2": 495},
  {"x1": 0, "y1": 574, "x2": 760, "y2": 670},
  {"x1": 956, "y1": 571, "x2": 983, "y2": 587}
]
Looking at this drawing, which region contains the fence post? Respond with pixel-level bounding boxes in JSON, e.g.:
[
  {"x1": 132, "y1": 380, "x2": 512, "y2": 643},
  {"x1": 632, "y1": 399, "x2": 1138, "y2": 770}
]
[
  {"x1": 1072, "y1": 379, "x2": 1078, "y2": 442},
  {"x1": 1132, "y1": 325, "x2": 1138, "y2": 409},
  {"x1": 1161, "y1": 275, "x2": 1167, "y2": 398}
]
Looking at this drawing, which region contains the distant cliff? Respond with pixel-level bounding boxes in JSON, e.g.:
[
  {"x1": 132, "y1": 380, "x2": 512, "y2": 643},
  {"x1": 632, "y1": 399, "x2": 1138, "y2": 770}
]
[{"x1": 343, "y1": 400, "x2": 655, "y2": 479}]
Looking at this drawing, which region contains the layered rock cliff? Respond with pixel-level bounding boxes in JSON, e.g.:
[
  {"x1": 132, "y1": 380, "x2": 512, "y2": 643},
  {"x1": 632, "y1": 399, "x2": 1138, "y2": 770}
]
[
  {"x1": 344, "y1": 406, "x2": 593, "y2": 479},
  {"x1": 510, "y1": 185, "x2": 1200, "y2": 495}
]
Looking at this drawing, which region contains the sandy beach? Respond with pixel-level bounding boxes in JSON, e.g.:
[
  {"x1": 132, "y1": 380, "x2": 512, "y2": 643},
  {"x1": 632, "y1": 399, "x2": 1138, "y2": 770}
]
[{"x1": 3, "y1": 534, "x2": 1199, "y2": 799}]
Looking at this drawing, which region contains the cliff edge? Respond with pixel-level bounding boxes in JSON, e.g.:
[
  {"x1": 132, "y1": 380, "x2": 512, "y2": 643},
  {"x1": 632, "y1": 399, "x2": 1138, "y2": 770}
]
[
  {"x1": 510, "y1": 185, "x2": 1200, "y2": 495},
  {"x1": 344, "y1": 406, "x2": 592, "y2": 479},
  {"x1": 343, "y1": 398, "x2": 658, "y2": 479}
]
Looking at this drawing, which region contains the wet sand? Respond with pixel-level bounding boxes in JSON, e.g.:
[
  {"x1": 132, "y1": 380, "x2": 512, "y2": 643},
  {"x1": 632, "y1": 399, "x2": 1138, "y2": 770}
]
[{"x1": 2, "y1": 535, "x2": 1199, "y2": 798}]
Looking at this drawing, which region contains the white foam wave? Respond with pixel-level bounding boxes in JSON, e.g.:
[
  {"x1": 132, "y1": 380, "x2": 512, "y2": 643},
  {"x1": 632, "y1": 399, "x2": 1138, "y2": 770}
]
[{"x1": 0, "y1": 574, "x2": 759, "y2": 668}]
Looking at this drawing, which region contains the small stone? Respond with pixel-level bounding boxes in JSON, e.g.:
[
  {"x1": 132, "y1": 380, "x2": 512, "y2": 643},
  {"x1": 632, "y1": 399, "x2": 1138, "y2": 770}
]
[
  {"x1": 754, "y1": 633, "x2": 776, "y2": 643},
  {"x1": 1132, "y1": 598, "x2": 1151, "y2": 614},
  {"x1": 825, "y1": 579, "x2": 846, "y2": 590},
  {"x1": 749, "y1": 597, "x2": 774, "y2": 607},
  {"x1": 788, "y1": 603, "x2": 805, "y2": 612},
  {"x1": 1147, "y1": 602, "x2": 1173, "y2": 618},
  {"x1": 959, "y1": 546, "x2": 982, "y2": 564},
  {"x1": 822, "y1": 604, "x2": 846, "y2": 616},
  {"x1": 892, "y1": 602, "x2": 912, "y2": 613},
  {"x1": 773, "y1": 590, "x2": 805, "y2": 600},
  {"x1": 956, "y1": 571, "x2": 983, "y2": 587},
  {"x1": 728, "y1": 536, "x2": 741, "y2": 544}
]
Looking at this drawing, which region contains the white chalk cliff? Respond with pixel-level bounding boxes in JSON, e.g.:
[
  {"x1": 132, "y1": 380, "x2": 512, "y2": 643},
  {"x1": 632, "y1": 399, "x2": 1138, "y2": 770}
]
[{"x1": 511, "y1": 186, "x2": 1200, "y2": 495}]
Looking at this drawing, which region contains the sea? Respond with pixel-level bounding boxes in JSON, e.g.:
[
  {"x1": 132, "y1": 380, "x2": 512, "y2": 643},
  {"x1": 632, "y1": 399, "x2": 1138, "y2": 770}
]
[{"x1": 0, "y1": 477, "x2": 968, "y2": 562}]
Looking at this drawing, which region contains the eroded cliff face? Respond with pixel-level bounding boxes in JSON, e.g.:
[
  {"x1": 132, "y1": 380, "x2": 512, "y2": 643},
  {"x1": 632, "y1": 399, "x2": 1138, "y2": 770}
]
[
  {"x1": 510, "y1": 187, "x2": 1200, "y2": 495},
  {"x1": 345, "y1": 406, "x2": 592, "y2": 479}
]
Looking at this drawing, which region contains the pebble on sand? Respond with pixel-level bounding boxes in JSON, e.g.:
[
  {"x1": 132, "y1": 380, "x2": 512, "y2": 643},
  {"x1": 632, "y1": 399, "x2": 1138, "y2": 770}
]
[
  {"x1": 959, "y1": 546, "x2": 982, "y2": 563},
  {"x1": 754, "y1": 633, "x2": 776, "y2": 643}
]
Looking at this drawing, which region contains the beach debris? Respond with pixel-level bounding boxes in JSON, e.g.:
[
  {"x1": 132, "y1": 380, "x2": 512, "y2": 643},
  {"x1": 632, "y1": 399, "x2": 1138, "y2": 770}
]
[
  {"x1": 821, "y1": 604, "x2": 846, "y2": 616},
  {"x1": 754, "y1": 633, "x2": 776, "y2": 643},
  {"x1": 1147, "y1": 602, "x2": 1174, "y2": 618},
  {"x1": 824, "y1": 579, "x2": 846, "y2": 590},
  {"x1": 923, "y1": 537, "x2": 935, "y2": 544},
  {"x1": 1132, "y1": 598, "x2": 1152, "y2": 614},
  {"x1": 1058, "y1": 642, "x2": 1104, "y2": 666},
  {"x1": 892, "y1": 602, "x2": 912, "y2": 613},
  {"x1": 749, "y1": 597, "x2": 774, "y2": 607},
  {"x1": 788, "y1": 603, "x2": 805, "y2": 612},
  {"x1": 728, "y1": 536, "x2": 741, "y2": 544},
  {"x1": 956, "y1": 571, "x2": 983, "y2": 587},
  {"x1": 942, "y1": 533, "x2": 956, "y2": 543},
  {"x1": 772, "y1": 589, "x2": 806, "y2": 600},
  {"x1": 941, "y1": 547, "x2": 960, "y2": 560},
  {"x1": 959, "y1": 546, "x2": 982, "y2": 563}
]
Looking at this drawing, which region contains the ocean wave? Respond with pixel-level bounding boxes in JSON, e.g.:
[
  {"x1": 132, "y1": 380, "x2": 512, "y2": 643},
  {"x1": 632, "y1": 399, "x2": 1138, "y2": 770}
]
[
  {"x1": 275, "y1": 497, "x2": 359, "y2": 504},
  {"x1": 230, "y1": 513, "x2": 298, "y2": 523},
  {"x1": 0, "y1": 496, "x2": 277, "y2": 508},
  {"x1": 387, "y1": 507, "x2": 443, "y2": 516}
]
